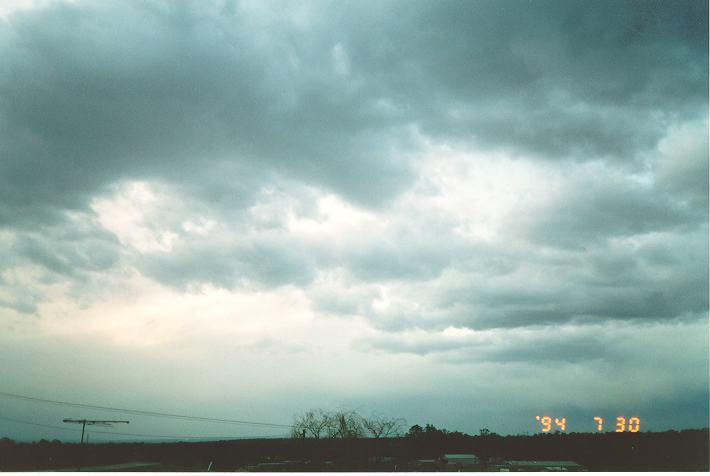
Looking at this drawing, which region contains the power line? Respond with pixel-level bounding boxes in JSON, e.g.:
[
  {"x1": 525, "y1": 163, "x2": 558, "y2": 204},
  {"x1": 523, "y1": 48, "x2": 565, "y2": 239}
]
[
  {"x1": 0, "y1": 415, "x2": 81, "y2": 433},
  {"x1": 0, "y1": 390, "x2": 292, "y2": 429},
  {"x1": 0, "y1": 415, "x2": 288, "y2": 442},
  {"x1": 87, "y1": 429, "x2": 288, "y2": 441}
]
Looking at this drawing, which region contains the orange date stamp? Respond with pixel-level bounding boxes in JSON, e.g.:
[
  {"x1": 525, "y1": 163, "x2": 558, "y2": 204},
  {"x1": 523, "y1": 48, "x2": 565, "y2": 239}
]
[{"x1": 535, "y1": 415, "x2": 640, "y2": 433}]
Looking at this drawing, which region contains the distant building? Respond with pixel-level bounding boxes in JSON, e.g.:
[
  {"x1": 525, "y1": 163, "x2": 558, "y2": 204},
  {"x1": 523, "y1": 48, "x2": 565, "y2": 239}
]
[
  {"x1": 504, "y1": 460, "x2": 584, "y2": 471},
  {"x1": 442, "y1": 453, "x2": 480, "y2": 470}
]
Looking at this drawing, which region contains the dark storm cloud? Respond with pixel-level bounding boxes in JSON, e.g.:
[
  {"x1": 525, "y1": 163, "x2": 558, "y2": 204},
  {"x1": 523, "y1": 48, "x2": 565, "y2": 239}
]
[
  {"x1": 0, "y1": 212, "x2": 124, "y2": 314},
  {"x1": 14, "y1": 226, "x2": 121, "y2": 279},
  {"x1": 0, "y1": 0, "x2": 706, "y2": 329},
  {"x1": 355, "y1": 225, "x2": 708, "y2": 333},
  {"x1": 513, "y1": 178, "x2": 703, "y2": 249},
  {"x1": 1, "y1": 0, "x2": 706, "y2": 227},
  {"x1": 0, "y1": 0, "x2": 418, "y2": 228},
  {"x1": 343, "y1": 0, "x2": 707, "y2": 159},
  {"x1": 470, "y1": 233, "x2": 707, "y2": 329}
]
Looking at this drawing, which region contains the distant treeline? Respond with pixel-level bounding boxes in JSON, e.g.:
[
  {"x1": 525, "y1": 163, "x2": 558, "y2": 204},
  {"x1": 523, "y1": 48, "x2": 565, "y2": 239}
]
[{"x1": 1, "y1": 428, "x2": 707, "y2": 471}]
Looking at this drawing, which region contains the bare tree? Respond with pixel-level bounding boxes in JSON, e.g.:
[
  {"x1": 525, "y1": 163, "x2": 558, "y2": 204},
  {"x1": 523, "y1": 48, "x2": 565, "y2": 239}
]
[
  {"x1": 293, "y1": 409, "x2": 406, "y2": 439},
  {"x1": 291, "y1": 409, "x2": 331, "y2": 439},
  {"x1": 325, "y1": 410, "x2": 364, "y2": 439},
  {"x1": 361, "y1": 414, "x2": 406, "y2": 438},
  {"x1": 293, "y1": 409, "x2": 367, "y2": 439}
]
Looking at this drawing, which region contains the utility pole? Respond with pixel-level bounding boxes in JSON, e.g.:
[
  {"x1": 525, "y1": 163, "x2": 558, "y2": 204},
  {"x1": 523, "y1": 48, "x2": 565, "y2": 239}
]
[
  {"x1": 63, "y1": 419, "x2": 129, "y2": 443},
  {"x1": 62, "y1": 419, "x2": 129, "y2": 470}
]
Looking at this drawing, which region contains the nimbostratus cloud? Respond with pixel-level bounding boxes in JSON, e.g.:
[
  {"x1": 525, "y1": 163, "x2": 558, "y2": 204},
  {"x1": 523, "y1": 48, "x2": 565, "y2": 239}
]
[{"x1": 0, "y1": 0, "x2": 705, "y2": 333}]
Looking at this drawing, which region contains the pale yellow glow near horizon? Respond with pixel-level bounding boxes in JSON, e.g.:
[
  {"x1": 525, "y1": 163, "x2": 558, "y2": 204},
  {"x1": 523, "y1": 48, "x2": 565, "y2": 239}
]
[{"x1": 32, "y1": 276, "x2": 316, "y2": 351}]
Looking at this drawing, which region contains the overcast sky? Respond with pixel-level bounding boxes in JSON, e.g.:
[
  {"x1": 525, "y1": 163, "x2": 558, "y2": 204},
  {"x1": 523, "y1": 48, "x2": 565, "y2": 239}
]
[{"x1": 0, "y1": 0, "x2": 707, "y2": 442}]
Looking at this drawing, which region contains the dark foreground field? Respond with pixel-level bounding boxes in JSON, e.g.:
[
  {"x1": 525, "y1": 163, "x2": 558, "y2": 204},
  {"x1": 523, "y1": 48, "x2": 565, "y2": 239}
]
[{"x1": 1, "y1": 428, "x2": 707, "y2": 472}]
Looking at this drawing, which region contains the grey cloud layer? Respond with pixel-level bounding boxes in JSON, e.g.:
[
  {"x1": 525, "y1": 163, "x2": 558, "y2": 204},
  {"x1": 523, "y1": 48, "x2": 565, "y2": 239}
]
[
  {"x1": 0, "y1": 0, "x2": 418, "y2": 226},
  {"x1": 0, "y1": 1, "x2": 707, "y2": 344},
  {"x1": 1, "y1": 0, "x2": 706, "y2": 222}
]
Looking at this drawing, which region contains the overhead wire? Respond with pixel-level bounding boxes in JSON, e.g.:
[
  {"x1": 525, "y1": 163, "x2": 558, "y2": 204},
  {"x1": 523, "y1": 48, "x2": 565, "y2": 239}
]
[
  {"x1": 0, "y1": 415, "x2": 82, "y2": 433},
  {"x1": 0, "y1": 415, "x2": 288, "y2": 442},
  {"x1": 87, "y1": 430, "x2": 288, "y2": 441},
  {"x1": 0, "y1": 390, "x2": 292, "y2": 429}
]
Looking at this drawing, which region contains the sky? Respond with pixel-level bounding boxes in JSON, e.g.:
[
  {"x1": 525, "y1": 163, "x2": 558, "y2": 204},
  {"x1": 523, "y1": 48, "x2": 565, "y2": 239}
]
[{"x1": 0, "y1": 0, "x2": 708, "y2": 442}]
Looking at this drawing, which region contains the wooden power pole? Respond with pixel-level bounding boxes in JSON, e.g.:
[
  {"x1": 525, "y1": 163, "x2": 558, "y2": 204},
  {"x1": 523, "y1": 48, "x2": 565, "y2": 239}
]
[
  {"x1": 63, "y1": 419, "x2": 129, "y2": 443},
  {"x1": 62, "y1": 419, "x2": 129, "y2": 470}
]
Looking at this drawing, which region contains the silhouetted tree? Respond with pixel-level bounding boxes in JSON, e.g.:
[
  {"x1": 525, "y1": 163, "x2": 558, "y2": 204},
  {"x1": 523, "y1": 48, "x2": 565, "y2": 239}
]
[
  {"x1": 291, "y1": 409, "x2": 331, "y2": 439},
  {"x1": 293, "y1": 409, "x2": 391, "y2": 439},
  {"x1": 326, "y1": 410, "x2": 363, "y2": 439},
  {"x1": 361, "y1": 415, "x2": 406, "y2": 438},
  {"x1": 425, "y1": 423, "x2": 446, "y2": 436}
]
